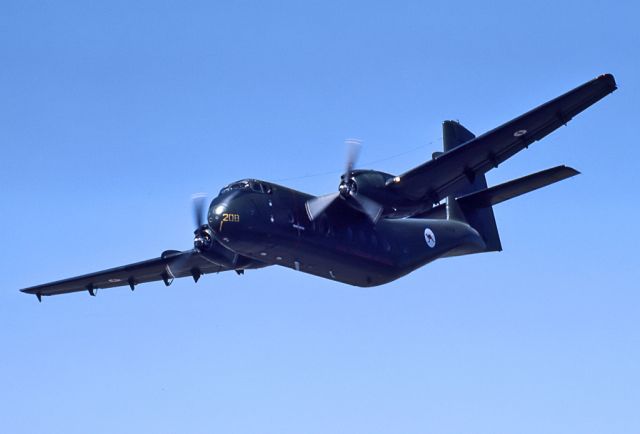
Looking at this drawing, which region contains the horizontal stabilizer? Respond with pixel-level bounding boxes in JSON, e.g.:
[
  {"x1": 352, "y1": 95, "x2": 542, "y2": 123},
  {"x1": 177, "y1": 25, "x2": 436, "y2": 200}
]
[{"x1": 458, "y1": 165, "x2": 580, "y2": 208}]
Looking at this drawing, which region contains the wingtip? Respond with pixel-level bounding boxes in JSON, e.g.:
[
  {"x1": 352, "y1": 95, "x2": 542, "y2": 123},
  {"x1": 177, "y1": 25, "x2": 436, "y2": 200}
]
[
  {"x1": 561, "y1": 165, "x2": 581, "y2": 177},
  {"x1": 19, "y1": 288, "x2": 42, "y2": 301},
  {"x1": 597, "y1": 73, "x2": 617, "y2": 91},
  {"x1": 20, "y1": 288, "x2": 42, "y2": 302}
]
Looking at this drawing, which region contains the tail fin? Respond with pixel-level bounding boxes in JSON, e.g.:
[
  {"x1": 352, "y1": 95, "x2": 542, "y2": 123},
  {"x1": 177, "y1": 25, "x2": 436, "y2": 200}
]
[
  {"x1": 442, "y1": 121, "x2": 502, "y2": 252},
  {"x1": 442, "y1": 120, "x2": 475, "y2": 152}
]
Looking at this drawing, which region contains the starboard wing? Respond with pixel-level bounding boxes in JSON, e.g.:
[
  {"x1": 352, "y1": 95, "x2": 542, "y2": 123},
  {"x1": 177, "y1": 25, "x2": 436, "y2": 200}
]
[{"x1": 390, "y1": 74, "x2": 616, "y2": 202}]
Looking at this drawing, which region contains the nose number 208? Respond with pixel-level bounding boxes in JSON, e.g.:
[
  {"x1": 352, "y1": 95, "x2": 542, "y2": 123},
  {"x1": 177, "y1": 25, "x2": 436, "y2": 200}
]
[{"x1": 220, "y1": 213, "x2": 240, "y2": 231}]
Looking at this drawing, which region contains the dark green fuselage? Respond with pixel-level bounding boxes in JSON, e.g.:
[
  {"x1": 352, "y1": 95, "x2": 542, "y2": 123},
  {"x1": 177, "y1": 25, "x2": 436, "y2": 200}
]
[{"x1": 208, "y1": 180, "x2": 485, "y2": 287}]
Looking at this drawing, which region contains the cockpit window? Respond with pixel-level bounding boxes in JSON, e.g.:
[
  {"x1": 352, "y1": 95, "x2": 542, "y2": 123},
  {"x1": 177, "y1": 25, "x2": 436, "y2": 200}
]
[
  {"x1": 219, "y1": 180, "x2": 272, "y2": 195},
  {"x1": 219, "y1": 180, "x2": 250, "y2": 194}
]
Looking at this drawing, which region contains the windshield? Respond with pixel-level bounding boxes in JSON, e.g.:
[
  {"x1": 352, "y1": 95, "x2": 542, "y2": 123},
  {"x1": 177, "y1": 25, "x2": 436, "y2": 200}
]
[
  {"x1": 219, "y1": 180, "x2": 250, "y2": 195},
  {"x1": 219, "y1": 179, "x2": 271, "y2": 195}
]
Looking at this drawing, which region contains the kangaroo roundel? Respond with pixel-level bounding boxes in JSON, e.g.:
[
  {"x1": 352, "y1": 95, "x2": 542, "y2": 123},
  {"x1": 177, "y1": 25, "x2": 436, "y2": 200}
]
[{"x1": 424, "y1": 228, "x2": 436, "y2": 248}]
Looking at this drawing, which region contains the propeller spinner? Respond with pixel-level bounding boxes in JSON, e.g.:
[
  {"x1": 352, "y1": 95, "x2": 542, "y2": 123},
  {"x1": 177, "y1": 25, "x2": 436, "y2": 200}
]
[{"x1": 305, "y1": 139, "x2": 383, "y2": 223}]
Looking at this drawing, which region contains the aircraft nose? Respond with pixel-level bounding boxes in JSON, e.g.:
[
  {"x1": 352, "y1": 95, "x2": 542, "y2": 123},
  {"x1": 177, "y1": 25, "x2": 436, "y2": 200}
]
[
  {"x1": 208, "y1": 199, "x2": 228, "y2": 233},
  {"x1": 207, "y1": 192, "x2": 249, "y2": 236}
]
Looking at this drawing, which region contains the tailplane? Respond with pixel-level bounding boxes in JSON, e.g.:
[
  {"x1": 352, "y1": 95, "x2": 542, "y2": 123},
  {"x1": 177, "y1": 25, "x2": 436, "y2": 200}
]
[
  {"x1": 437, "y1": 121, "x2": 581, "y2": 253},
  {"x1": 417, "y1": 121, "x2": 580, "y2": 253}
]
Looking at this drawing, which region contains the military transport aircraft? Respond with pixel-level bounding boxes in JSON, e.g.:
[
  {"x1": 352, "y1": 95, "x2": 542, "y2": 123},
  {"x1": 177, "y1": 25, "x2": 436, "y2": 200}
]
[{"x1": 21, "y1": 74, "x2": 617, "y2": 300}]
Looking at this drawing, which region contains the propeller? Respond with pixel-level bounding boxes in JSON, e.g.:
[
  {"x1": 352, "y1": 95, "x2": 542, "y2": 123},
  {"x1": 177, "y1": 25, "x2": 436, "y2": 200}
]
[
  {"x1": 192, "y1": 193, "x2": 208, "y2": 228},
  {"x1": 304, "y1": 191, "x2": 340, "y2": 220},
  {"x1": 305, "y1": 139, "x2": 383, "y2": 223},
  {"x1": 191, "y1": 193, "x2": 214, "y2": 251},
  {"x1": 163, "y1": 194, "x2": 213, "y2": 279},
  {"x1": 349, "y1": 192, "x2": 383, "y2": 222},
  {"x1": 345, "y1": 138, "x2": 361, "y2": 175}
]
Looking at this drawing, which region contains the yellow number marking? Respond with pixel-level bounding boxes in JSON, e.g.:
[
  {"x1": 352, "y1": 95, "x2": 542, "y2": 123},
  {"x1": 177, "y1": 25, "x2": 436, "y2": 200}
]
[{"x1": 220, "y1": 213, "x2": 240, "y2": 231}]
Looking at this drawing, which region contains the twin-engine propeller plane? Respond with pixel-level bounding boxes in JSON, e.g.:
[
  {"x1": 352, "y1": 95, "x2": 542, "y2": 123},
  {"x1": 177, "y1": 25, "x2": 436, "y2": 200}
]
[{"x1": 21, "y1": 74, "x2": 617, "y2": 301}]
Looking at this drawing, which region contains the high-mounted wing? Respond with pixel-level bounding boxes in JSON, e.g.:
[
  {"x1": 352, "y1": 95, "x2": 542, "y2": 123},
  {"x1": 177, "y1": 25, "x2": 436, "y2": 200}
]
[
  {"x1": 391, "y1": 74, "x2": 617, "y2": 202},
  {"x1": 20, "y1": 249, "x2": 232, "y2": 300}
]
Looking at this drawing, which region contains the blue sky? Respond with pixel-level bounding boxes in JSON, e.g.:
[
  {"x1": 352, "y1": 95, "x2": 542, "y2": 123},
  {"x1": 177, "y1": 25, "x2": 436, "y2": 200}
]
[{"x1": 1, "y1": 1, "x2": 638, "y2": 433}]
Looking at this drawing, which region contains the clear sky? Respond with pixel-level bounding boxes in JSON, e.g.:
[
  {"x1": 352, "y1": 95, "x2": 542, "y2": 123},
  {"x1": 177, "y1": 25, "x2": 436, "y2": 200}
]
[{"x1": 1, "y1": 1, "x2": 638, "y2": 433}]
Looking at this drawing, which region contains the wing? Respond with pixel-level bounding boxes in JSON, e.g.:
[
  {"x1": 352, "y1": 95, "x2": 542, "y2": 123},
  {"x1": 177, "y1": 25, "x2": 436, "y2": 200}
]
[
  {"x1": 391, "y1": 74, "x2": 617, "y2": 202},
  {"x1": 20, "y1": 249, "x2": 233, "y2": 300}
]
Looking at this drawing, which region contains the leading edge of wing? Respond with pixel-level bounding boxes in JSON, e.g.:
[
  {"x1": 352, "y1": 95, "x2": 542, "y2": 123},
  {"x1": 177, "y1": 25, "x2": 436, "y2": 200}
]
[
  {"x1": 20, "y1": 249, "x2": 229, "y2": 298},
  {"x1": 393, "y1": 73, "x2": 617, "y2": 202}
]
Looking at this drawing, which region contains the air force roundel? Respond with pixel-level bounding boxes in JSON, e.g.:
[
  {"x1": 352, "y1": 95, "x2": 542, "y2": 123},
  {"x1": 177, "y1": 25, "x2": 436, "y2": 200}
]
[{"x1": 424, "y1": 228, "x2": 436, "y2": 248}]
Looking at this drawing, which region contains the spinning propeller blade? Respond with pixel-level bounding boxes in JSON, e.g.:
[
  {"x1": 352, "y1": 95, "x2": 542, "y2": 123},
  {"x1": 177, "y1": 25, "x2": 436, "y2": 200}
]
[
  {"x1": 305, "y1": 139, "x2": 383, "y2": 223},
  {"x1": 344, "y1": 138, "x2": 361, "y2": 176},
  {"x1": 167, "y1": 193, "x2": 211, "y2": 276},
  {"x1": 192, "y1": 193, "x2": 208, "y2": 229},
  {"x1": 305, "y1": 192, "x2": 340, "y2": 221},
  {"x1": 351, "y1": 193, "x2": 383, "y2": 222}
]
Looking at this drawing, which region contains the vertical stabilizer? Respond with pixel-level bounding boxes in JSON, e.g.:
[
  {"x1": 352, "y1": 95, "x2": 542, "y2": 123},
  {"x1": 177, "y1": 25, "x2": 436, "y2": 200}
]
[
  {"x1": 442, "y1": 120, "x2": 475, "y2": 152},
  {"x1": 442, "y1": 121, "x2": 502, "y2": 252}
]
